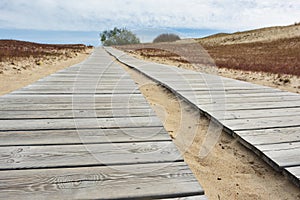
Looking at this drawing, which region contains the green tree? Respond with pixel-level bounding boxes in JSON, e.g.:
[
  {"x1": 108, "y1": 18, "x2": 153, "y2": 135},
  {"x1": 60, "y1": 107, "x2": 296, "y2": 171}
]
[{"x1": 100, "y1": 27, "x2": 140, "y2": 46}]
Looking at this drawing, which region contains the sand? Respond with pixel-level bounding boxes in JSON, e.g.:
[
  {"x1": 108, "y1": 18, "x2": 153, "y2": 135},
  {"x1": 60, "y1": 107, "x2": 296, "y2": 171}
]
[
  {"x1": 121, "y1": 63, "x2": 300, "y2": 200},
  {"x1": 0, "y1": 48, "x2": 93, "y2": 96}
]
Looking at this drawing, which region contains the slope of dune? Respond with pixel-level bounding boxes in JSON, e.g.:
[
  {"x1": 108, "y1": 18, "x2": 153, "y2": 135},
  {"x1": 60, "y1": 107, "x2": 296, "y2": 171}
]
[{"x1": 197, "y1": 23, "x2": 300, "y2": 45}]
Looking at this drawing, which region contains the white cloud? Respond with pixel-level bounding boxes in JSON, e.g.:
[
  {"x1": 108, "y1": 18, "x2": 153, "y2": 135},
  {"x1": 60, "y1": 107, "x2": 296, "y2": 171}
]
[{"x1": 0, "y1": 0, "x2": 299, "y2": 32}]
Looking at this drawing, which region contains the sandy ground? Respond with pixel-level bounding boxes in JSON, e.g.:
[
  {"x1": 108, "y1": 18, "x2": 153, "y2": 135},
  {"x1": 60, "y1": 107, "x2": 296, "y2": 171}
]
[
  {"x1": 121, "y1": 64, "x2": 300, "y2": 200},
  {"x1": 0, "y1": 49, "x2": 92, "y2": 96}
]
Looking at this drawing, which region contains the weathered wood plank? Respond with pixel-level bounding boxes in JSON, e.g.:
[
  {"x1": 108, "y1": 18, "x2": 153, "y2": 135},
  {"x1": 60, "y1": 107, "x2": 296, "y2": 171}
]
[
  {"x1": 187, "y1": 89, "x2": 286, "y2": 95},
  {"x1": 201, "y1": 95, "x2": 300, "y2": 103},
  {"x1": 0, "y1": 108, "x2": 156, "y2": 119},
  {"x1": 0, "y1": 94, "x2": 146, "y2": 104},
  {"x1": 21, "y1": 84, "x2": 139, "y2": 90},
  {"x1": 190, "y1": 91, "x2": 297, "y2": 98},
  {"x1": 221, "y1": 115, "x2": 300, "y2": 131},
  {"x1": 236, "y1": 127, "x2": 300, "y2": 145},
  {"x1": 200, "y1": 101, "x2": 300, "y2": 112},
  {"x1": 0, "y1": 141, "x2": 181, "y2": 169},
  {"x1": 285, "y1": 166, "x2": 300, "y2": 187},
  {"x1": 213, "y1": 107, "x2": 300, "y2": 120},
  {"x1": 0, "y1": 127, "x2": 170, "y2": 146},
  {"x1": 0, "y1": 103, "x2": 150, "y2": 110},
  {"x1": 256, "y1": 142, "x2": 300, "y2": 168},
  {"x1": 0, "y1": 98, "x2": 148, "y2": 105},
  {"x1": 0, "y1": 162, "x2": 204, "y2": 200},
  {"x1": 10, "y1": 90, "x2": 141, "y2": 94},
  {"x1": 0, "y1": 117, "x2": 163, "y2": 131},
  {"x1": 180, "y1": 95, "x2": 300, "y2": 107}
]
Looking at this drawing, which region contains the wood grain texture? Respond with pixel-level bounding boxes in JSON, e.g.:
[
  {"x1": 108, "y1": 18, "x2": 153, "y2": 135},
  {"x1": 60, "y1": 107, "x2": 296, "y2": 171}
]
[
  {"x1": 0, "y1": 102, "x2": 151, "y2": 110},
  {"x1": 236, "y1": 127, "x2": 300, "y2": 145},
  {"x1": 0, "y1": 162, "x2": 204, "y2": 200},
  {"x1": 0, "y1": 116, "x2": 163, "y2": 131},
  {"x1": 285, "y1": 166, "x2": 300, "y2": 187},
  {"x1": 0, "y1": 127, "x2": 170, "y2": 146},
  {"x1": 0, "y1": 141, "x2": 182, "y2": 169},
  {"x1": 221, "y1": 115, "x2": 300, "y2": 131},
  {"x1": 0, "y1": 108, "x2": 156, "y2": 119},
  {"x1": 0, "y1": 94, "x2": 146, "y2": 104},
  {"x1": 213, "y1": 107, "x2": 300, "y2": 120},
  {"x1": 256, "y1": 142, "x2": 300, "y2": 168}
]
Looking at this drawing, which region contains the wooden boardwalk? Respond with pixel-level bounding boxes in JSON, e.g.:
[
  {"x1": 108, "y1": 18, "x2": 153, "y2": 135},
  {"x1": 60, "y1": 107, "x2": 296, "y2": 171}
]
[
  {"x1": 0, "y1": 48, "x2": 206, "y2": 199},
  {"x1": 107, "y1": 47, "x2": 300, "y2": 187}
]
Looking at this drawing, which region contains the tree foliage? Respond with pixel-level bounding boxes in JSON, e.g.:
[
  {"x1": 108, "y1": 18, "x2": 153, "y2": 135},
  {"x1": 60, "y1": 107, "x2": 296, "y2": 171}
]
[
  {"x1": 100, "y1": 27, "x2": 140, "y2": 46},
  {"x1": 153, "y1": 33, "x2": 181, "y2": 43}
]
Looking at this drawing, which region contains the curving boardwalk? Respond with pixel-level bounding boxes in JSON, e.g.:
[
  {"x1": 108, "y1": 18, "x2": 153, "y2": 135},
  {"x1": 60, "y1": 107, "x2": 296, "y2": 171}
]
[
  {"x1": 0, "y1": 48, "x2": 206, "y2": 199},
  {"x1": 106, "y1": 47, "x2": 300, "y2": 188}
]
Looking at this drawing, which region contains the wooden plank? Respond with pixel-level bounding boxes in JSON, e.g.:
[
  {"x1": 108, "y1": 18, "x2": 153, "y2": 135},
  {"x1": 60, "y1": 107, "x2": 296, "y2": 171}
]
[
  {"x1": 33, "y1": 80, "x2": 135, "y2": 85},
  {"x1": 256, "y1": 142, "x2": 300, "y2": 168},
  {"x1": 10, "y1": 90, "x2": 141, "y2": 94},
  {"x1": 16, "y1": 88, "x2": 140, "y2": 93},
  {"x1": 31, "y1": 82, "x2": 137, "y2": 86},
  {"x1": 189, "y1": 91, "x2": 297, "y2": 98},
  {"x1": 201, "y1": 95, "x2": 300, "y2": 103},
  {"x1": 0, "y1": 103, "x2": 150, "y2": 110},
  {"x1": 236, "y1": 127, "x2": 300, "y2": 145},
  {"x1": 0, "y1": 117, "x2": 163, "y2": 131},
  {"x1": 213, "y1": 107, "x2": 300, "y2": 120},
  {"x1": 0, "y1": 108, "x2": 156, "y2": 119},
  {"x1": 0, "y1": 127, "x2": 171, "y2": 146},
  {"x1": 179, "y1": 95, "x2": 300, "y2": 107},
  {"x1": 221, "y1": 115, "x2": 300, "y2": 131},
  {"x1": 200, "y1": 101, "x2": 300, "y2": 112},
  {"x1": 21, "y1": 84, "x2": 139, "y2": 90},
  {"x1": 286, "y1": 166, "x2": 300, "y2": 179},
  {"x1": 285, "y1": 166, "x2": 300, "y2": 186},
  {"x1": 183, "y1": 88, "x2": 284, "y2": 94},
  {"x1": 0, "y1": 141, "x2": 181, "y2": 169},
  {"x1": 38, "y1": 77, "x2": 131, "y2": 82},
  {"x1": 0, "y1": 162, "x2": 203, "y2": 200},
  {"x1": 0, "y1": 94, "x2": 146, "y2": 104}
]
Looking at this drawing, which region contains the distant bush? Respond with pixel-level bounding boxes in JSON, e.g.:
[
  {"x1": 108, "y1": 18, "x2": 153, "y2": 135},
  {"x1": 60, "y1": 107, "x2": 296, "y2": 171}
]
[
  {"x1": 100, "y1": 27, "x2": 140, "y2": 46},
  {"x1": 153, "y1": 33, "x2": 181, "y2": 43}
]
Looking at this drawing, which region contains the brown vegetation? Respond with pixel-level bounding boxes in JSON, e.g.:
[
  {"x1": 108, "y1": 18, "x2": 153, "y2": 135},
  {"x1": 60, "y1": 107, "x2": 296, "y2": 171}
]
[
  {"x1": 119, "y1": 36, "x2": 300, "y2": 76},
  {"x1": 0, "y1": 40, "x2": 92, "y2": 74},
  {"x1": 0, "y1": 40, "x2": 89, "y2": 62},
  {"x1": 201, "y1": 37, "x2": 300, "y2": 76},
  {"x1": 0, "y1": 40, "x2": 92, "y2": 95}
]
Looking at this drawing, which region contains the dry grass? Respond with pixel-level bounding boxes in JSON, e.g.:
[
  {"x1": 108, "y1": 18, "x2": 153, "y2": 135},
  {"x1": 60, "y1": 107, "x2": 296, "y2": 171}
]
[
  {"x1": 0, "y1": 40, "x2": 91, "y2": 62},
  {"x1": 201, "y1": 37, "x2": 300, "y2": 76},
  {"x1": 118, "y1": 36, "x2": 300, "y2": 76}
]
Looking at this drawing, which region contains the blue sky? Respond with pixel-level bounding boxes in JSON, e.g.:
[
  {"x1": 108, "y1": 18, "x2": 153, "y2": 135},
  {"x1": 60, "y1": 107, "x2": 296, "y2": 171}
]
[{"x1": 0, "y1": 0, "x2": 299, "y2": 45}]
